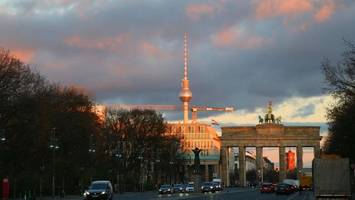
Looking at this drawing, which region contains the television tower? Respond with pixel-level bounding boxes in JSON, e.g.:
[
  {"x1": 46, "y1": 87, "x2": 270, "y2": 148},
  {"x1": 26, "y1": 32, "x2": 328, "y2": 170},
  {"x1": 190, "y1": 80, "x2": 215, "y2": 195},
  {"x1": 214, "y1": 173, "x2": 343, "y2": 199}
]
[{"x1": 179, "y1": 32, "x2": 192, "y2": 124}]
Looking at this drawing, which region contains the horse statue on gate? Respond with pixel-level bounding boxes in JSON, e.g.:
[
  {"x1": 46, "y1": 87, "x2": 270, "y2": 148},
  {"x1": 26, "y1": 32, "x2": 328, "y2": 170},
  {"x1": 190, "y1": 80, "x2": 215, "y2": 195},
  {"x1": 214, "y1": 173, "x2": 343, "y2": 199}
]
[
  {"x1": 276, "y1": 116, "x2": 282, "y2": 124},
  {"x1": 258, "y1": 115, "x2": 264, "y2": 124},
  {"x1": 264, "y1": 113, "x2": 275, "y2": 123}
]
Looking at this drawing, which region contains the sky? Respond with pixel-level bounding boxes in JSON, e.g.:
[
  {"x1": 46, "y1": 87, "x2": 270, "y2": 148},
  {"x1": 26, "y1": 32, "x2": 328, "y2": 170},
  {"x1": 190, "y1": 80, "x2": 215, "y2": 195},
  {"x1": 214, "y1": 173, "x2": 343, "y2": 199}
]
[{"x1": 1, "y1": 0, "x2": 355, "y2": 134}]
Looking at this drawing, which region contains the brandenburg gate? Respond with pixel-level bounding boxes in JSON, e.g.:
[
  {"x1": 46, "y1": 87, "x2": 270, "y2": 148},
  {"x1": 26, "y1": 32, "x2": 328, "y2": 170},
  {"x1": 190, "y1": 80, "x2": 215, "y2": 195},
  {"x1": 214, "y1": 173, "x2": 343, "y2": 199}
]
[{"x1": 220, "y1": 103, "x2": 321, "y2": 186}]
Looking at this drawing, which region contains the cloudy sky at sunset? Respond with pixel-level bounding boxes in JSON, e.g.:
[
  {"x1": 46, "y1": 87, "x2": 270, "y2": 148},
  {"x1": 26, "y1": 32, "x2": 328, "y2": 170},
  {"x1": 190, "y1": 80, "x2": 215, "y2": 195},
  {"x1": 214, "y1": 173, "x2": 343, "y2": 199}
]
[{"x1": 1, "y1": 0, "x2": 355, "y2": 132}]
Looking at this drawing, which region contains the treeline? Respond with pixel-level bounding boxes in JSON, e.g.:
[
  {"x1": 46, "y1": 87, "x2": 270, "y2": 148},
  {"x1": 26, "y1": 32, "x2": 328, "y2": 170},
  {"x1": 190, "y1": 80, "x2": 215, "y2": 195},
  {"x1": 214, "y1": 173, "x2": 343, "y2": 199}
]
[{"x1": 0, "y1": 49, "x2": 183, "y2": 197}]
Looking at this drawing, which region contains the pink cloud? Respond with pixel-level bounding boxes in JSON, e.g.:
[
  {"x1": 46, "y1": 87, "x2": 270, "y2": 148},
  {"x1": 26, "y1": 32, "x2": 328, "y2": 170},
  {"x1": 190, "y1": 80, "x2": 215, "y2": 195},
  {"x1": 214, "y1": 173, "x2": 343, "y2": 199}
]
[
  {"x1": 186, "y1": 3, "x2": 216, "y2": 20},
  {"x1": 255, "y1": 0, "x2": 313, "y2": 19},
  {"x1": 212, "y1": 27, "x2": 239, "y2": 47},
  {"x1": 212, "y1": 27, "x2": 270, "y2": 49},
  {"x1": 314, "y1": 1, "x2": 337, "y2": 23},
  {"x1": 139, "y1": 41, "x2": 170, "y2": 59},
  {"x1": 10, "y1": 48, "x2": 35, "y2": 63},
  {"x1": 65, "y1": 34, "x2": 129, "y2": 51}
]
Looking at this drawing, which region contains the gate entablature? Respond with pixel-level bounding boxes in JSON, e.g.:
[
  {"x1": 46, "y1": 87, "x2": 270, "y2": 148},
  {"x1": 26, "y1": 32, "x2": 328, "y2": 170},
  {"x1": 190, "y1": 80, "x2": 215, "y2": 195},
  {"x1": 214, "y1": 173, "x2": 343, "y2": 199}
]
[{"x1": 221, "y1": 124, "x2": 321, "y2": 147}]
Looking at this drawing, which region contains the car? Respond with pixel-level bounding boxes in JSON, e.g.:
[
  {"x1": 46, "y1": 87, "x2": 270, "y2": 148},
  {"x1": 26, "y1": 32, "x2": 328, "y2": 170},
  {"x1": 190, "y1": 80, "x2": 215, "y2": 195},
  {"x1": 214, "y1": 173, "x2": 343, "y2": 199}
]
[
  {"x1": 212, "y1": 182, "x2": 223, "y2": 191},
  {"x1": 275, "y1": 183, "x2": 294, "y2": 195},
  {"x1": 201, "y1": 182, "x2": 215, "y2": 193},
  {"x1": 184, "y1": 183, "x2": 194, "y2": 193},
  {"x1": 158, "y1": 184, "x2": 172, "y2": 194},
  {"x1": 83, "y1": 180, "x2": 113, "y2": 200},
  {"x1": 260, "y1": 182, "x2": 275, "y2": 193},
  {"x1": 172, "y1": 183, "x2": 185, "y2": 193}
]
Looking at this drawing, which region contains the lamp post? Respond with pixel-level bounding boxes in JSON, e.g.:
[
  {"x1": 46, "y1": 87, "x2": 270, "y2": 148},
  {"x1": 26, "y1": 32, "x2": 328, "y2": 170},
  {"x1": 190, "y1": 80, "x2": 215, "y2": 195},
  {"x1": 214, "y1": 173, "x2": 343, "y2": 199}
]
[
  {"x1": 114, "y1": 142, "x2": 123, "y2": 193},
  {"x1": 39, "y1": 163, "x2": 45, "y2": 199},
  {"x1": 0, "y1": 129, "x2": 5, "y2": 142},
  {"x1": 138, "y1": 152, "x2": 144, "y2": 192},
  {"x1": 169, "y1": 161, "x2": 174, "y2": 184},
  {"x1": 88, "y1": 134, "x2": 96, "y2": 182},
  {"x1": 49, "y1": 128, "x2": 59, "y2": 198}
]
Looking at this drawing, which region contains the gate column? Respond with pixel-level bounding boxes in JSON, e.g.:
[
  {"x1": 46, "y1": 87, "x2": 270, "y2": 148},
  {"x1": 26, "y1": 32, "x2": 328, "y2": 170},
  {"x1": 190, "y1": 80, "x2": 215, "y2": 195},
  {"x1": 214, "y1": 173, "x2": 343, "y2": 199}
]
[
  {"x1": 239, "y1": 146, "x2": 246, "y2": 187},
  {"x1": 220, "y1": 147, "x2": 229, "y2": 186},
  {"x1": 279, "y1": 146, "x2": 286, "y2": 182},
  {"x1": 297, "y1": 145, "x2": 303, "y2": 180},
  {"x1": 256, "y1": 146, "x2": 263, "y2": 184}
]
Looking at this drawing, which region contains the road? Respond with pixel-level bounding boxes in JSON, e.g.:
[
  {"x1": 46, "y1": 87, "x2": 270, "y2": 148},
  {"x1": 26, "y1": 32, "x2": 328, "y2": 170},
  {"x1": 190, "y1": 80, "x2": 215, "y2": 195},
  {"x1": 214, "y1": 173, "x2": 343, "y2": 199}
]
[{"x1": 113, "y1": 188, "x2": 314, "y2": 200}]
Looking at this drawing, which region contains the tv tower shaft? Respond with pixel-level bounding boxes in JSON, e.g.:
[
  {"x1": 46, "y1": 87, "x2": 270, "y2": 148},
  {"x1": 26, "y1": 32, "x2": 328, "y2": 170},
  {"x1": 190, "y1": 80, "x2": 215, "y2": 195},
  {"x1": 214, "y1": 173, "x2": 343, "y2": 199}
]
[{"x1": 179, "y1": 33, "x2": 192, "y2": 124}]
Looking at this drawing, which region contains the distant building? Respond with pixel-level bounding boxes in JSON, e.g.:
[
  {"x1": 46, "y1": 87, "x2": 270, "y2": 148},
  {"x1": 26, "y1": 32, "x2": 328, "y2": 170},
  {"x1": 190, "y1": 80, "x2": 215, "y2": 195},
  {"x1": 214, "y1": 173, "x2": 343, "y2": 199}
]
[
  {"x1": 286, "y1": 150, "x2": 296, "y2": 170},
  {"x1": 263, "y1": 156, "x2": 274, "y2": 171}
]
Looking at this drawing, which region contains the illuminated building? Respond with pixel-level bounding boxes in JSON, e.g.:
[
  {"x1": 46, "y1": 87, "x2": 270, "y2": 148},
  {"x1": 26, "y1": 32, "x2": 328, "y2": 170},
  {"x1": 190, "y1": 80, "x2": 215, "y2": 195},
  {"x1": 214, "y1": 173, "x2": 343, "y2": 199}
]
[{"x1": 286, "y1": 150, "x2": 296, "y2": 170}]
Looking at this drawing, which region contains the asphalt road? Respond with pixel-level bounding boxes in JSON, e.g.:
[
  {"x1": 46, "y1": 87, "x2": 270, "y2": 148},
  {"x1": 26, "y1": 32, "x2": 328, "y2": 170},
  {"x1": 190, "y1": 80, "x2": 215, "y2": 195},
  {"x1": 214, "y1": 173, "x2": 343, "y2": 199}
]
[{"x1": 113, "y1": 188, "x2": 314, "y2": 200}]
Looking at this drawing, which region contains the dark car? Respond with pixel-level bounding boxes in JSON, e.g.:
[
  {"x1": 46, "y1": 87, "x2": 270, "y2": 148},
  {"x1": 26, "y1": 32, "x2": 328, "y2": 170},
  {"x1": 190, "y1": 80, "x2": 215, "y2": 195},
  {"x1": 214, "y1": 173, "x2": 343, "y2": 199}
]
[
  {"x1": 172, "y1": 184, "x2": 185, "y2": 193},
  {"x1": 212, "y1": 182, "x2": 223, "y2": 191},
  {"x1": 158, "y1": 184, "x2": 172, "y2": 194},
  {"x1": 260, "y1": 183, "x2": 275, "y2": 193},
  {"x1": 275, "y1": 183, "x2": 293, "y2": 194},
  {"x1": 83, "y1": 180, "x2": 113, "y2": 200},
  {"x1": 201, "y1": 182, "x2": 215, "y2": 193}
]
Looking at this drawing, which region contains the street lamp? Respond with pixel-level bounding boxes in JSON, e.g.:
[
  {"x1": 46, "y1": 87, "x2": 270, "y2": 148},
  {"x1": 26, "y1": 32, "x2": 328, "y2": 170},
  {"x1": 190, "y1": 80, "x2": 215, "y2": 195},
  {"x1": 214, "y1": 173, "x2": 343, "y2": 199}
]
[
  {"x1": 169, "y1": 161, "x2": 174, "y2": 184},
  {"x1": 49, "y1": 128, "x2": 59, "y2": 198},
  {"x1": 0, "y1": 129, "x2": 6, "y2": 142},
  {"x1": 114, "y1": 145, "x2": 122, "y2": 193},
  {"x1": 88, "y1": 134, "x2": 96, "y2": 182},
  {"x1": 137, "y1": 149, "x2": 144, "y2": 192}
]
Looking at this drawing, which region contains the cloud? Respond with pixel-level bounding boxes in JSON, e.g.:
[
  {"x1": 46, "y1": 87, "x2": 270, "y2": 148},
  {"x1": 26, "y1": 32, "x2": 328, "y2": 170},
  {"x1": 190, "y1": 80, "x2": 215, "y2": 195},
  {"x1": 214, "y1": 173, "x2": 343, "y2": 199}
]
[
  {"x1": 0, "y1": 0, "x2": 354, "y2": 125},
  {"x1": 292, "y1": 104, "x2": 316, "y2": 118},
  {"x1": 139, "y1": 41, "x2": 171, "y2": 59},
  {"x1": 199, "y1": 95, "x2": 334, "y2": 125},
  {"x1": 212, "y1": 27, "x2": 239, "y2": 47},
  {"x1": 10, "y1": 48, "x2": 36, "y2": 62},
  {"x1": 64, "y1": 34, "x2": 129, "y2": 51},
  {"x1": 255, "y1": 0, "x2": 313, "y2": 19},
  {"x1": 212, "y1": 26, "x2": 271, "y2": 48},
  {"x1": 314, "y1": 0, "x2": 337, "y2": 23},
  {"x1": 185, "y1": 3, "x2": 216, "y2": 20}
]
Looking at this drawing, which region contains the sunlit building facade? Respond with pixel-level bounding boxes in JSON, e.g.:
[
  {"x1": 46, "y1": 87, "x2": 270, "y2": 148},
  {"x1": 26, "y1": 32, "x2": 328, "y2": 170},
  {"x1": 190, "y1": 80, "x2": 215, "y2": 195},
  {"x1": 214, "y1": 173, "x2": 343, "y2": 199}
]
[{"x1": 165, "y1": 122, "x2": 221, "y2": 182}]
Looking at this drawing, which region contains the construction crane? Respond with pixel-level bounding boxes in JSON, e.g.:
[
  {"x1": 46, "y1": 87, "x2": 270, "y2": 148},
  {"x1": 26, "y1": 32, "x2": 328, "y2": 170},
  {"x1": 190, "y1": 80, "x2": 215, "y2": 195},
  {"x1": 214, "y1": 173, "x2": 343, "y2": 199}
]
[
  {"x1": 107, "y1": 104, "x2": 178, "y2": 111},
  {"x1": 190, "y1": 106, "x2": 235, "y2": 123}
]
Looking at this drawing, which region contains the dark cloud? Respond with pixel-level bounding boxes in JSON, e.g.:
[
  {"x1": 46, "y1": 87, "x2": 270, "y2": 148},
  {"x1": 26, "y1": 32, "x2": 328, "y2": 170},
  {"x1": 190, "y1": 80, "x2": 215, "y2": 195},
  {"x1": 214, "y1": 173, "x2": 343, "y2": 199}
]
[
  {"x1": 0, "y1": 0, "x2": 355, "y2": 120},
  {"x1": 292, "y1": 104, "x2": 316, "y2": 118}
]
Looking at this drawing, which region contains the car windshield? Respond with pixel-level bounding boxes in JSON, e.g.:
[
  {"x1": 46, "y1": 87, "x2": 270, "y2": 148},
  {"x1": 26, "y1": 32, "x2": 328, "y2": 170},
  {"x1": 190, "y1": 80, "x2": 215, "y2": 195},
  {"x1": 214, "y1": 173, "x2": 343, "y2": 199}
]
[
  {"x1": 160, "y1": 184, "x2": 170, "y2": 188},
  {"x1": 187, "y1": 184, "x2": 193, "y2": 187},
  {"x1": 262, "y1": 183, "x2": 272, "y2": 186},
  {"x1": 174, "y1": 184, "x2": 182, "y2": 187},
  {"x1": 203, "y1": 182, "x2": 212, "y2": 186},
  {"x1": 90, "y1": 183, "x2": 107, "y2": 190}
]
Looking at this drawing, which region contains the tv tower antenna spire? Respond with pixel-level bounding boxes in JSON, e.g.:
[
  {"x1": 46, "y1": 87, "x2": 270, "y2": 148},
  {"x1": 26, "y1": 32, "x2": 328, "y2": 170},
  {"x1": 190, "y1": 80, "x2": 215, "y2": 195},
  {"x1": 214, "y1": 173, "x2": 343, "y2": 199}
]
[{"x1": 179, "y1": 32, "x2": 192, "y2": 124}]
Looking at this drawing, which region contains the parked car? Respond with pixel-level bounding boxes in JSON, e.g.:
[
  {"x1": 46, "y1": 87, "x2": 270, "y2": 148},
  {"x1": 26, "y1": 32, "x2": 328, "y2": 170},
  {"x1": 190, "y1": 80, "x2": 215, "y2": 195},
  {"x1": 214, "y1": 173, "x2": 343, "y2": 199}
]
[
  {"x1": 201, "y1": 182, "x2": 215, "y2": 193},
  {"x1": 83, "y1": 180, "x2": 113, "y2": 200},
  {"x1": 260, "y1": 182, "x2": 275, "y2": 193},
  {"x1": 158, "y1": 184, "x2": 172, "y2": 194},
  {"x1": 275, "y1": 183, "x2": 294, "y2": 195},
  {"x1": 172, "y1": 184, "x2": 185, "y2": 193},
  {"x1": 184, "y1": 183, "x2": 194, "y2": 193}
]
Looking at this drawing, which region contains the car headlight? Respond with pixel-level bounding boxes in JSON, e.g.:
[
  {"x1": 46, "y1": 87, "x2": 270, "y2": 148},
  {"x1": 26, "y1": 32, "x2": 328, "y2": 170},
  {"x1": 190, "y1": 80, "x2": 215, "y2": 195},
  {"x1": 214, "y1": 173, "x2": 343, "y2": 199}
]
[
  {"x1": 167, "y1": 189, "x2": 170, "y2": 191},
  {"x1": 83, "y1": 191, "x2": 89, "y2": 197},
  {"x1": 210, "y1": 186, "x2": 213, "y2": 189},
  {"x1": 101, "y1": 191, "x2": 106, "y2": 194}
]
